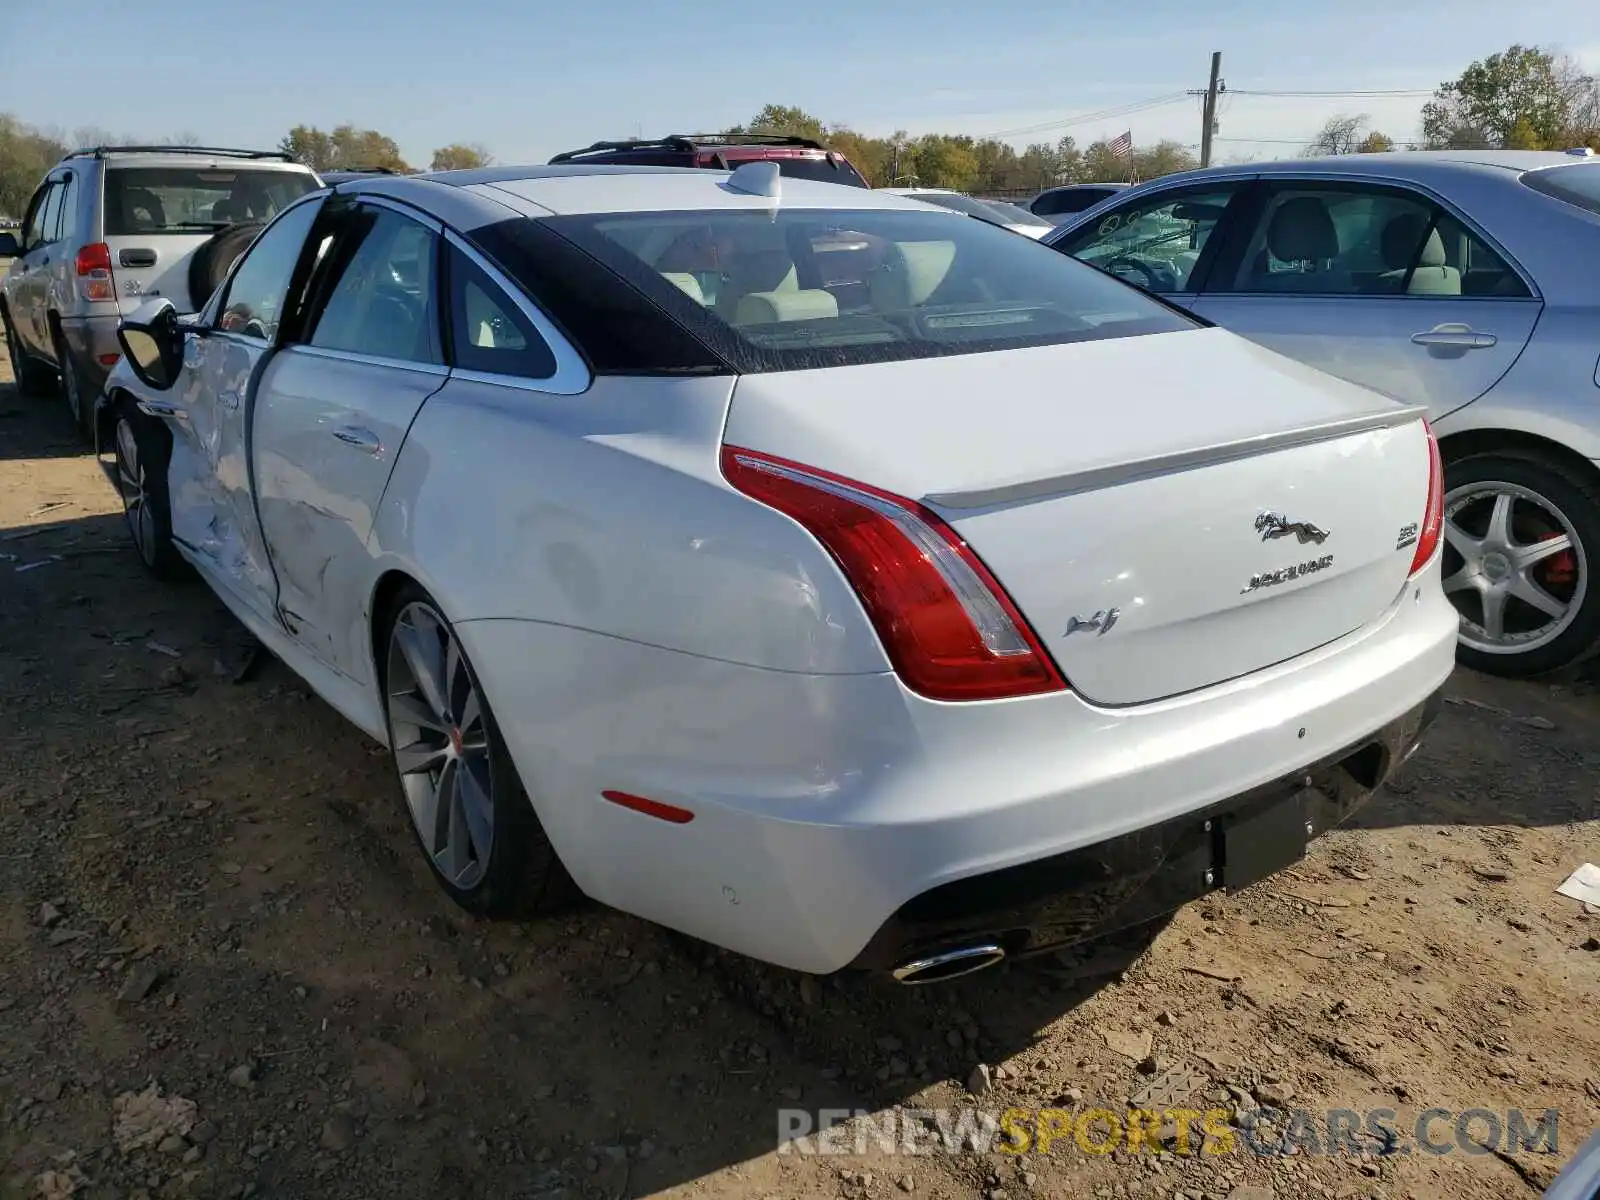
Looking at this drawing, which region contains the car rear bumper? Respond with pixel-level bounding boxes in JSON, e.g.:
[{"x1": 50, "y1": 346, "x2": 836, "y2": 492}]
[
  {"x1": 58, "y1": 313, "x2": 121, "y2": 395},
  {"x1": 847, "y1": 686, "x2": 1442, "y2": 973},
  {"x1": 461, "y1": 557, "x2": 1459, "y2": 977}
]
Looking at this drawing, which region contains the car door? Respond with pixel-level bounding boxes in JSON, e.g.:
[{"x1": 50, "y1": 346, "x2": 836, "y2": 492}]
[
  {"x1": 251, "y1": 197, "x2": 449, "y2": 684},
  {"x1": 10, "y1": 179, "x2": 62, "y2": 354},
  {"x1": 1185, "y1": 178, "x2": 1542, "y2": 419},
  {"x1": 158, "y1": 193, "x2": 326, "y2": 624},
  {"x1": 1048, "y1": 181, "x2": 1251, "y2": 298}
]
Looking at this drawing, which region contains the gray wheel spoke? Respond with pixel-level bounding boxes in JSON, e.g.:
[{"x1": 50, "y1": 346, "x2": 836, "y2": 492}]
[
  {"x1": 1485, "y1": 492, "x2": 1515, "y2": 547},
  {"x1": 1511, "y1": 532, "x2": 1571, "y2": 568},
  {"x1": 433, "y1": 758, "x2": 459, "y2": 859},
  {"x1": 1442, "y1": 517, "x2": 1479, "y2": 560},
  {"x1": 408, "y1": 771, "x2": 441, "y2": 855},
  {"x1": 456, "y1": 688, "x2": 482, "y2": 742},
  {"x1": 1509, "y1": 574, "x2": 1568, "y2": 620},
  {"x1": 394, "y1": 739, "x2": 448, "y2": 776},
  {"x1": 457, "y1": 759, "x2": 494, "y2": 862},
  {"x1": 395, "y1": 620, "x2": 450, "y2": 724},
  {"x1": 388, "y1": 690, "x2": 448, "y2": 733},
  {"x1": 1480, "y1": 587, "x2": 1508, "y2": 641},
  {"x1": 440, "y1": 764, "x2": 472, "y2": 882},
  {"x1": 1441, "y1": 566, "x2": 1479, "y2": 596}
]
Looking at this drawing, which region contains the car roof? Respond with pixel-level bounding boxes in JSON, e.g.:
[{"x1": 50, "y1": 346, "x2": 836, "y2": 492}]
[
  {"x1": 1122, "y1": 148, "x2": 1592, "y2": 190},
  {"x1": 410, "y1": 164, "x2": 946, "y2": 217}
]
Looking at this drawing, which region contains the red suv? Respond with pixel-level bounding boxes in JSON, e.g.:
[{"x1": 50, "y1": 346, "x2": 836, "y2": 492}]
[{"x1": 548, "y1": 134, "x2": 870, "y2": 188}]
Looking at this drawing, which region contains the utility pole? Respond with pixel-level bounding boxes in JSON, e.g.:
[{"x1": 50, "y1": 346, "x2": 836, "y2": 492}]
[{"x1": 1199, "y1": 51, "x2": 1222, "y2": 167}]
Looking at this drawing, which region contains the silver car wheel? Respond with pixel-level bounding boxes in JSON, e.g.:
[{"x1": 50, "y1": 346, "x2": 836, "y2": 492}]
[
  {"x1": 385, "y1": 601, "x2": 494, "y2": 890},
  {"x1": 1441, "y1": 480, "x2": 1586, "y2": 656},
  {"x1": 114, "y1": 417, "x2": 155, "y2": 566}
]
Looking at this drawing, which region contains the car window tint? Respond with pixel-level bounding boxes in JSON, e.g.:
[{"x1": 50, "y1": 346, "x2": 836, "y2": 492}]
[
  {"x1": 216, "y1": 198, "x2": 322, "y2": 340},
  {"x1": 309, "y1": 207, "x2": 442, "y2": 365},
  {"x1": 1434, "y1": 210, "x2": 1532, "y2": 298},
  {"x1": 1226, "y1": 186, "x2": 1478, "y2": 297},
  {"x1": 37, "y1": 184, "x2": 62, "y2": 246},
  {"x1": 1058, "y1": 188, "x2": 1234, "y2": 293},
  {"x1": 446, "y1": 245, "x2": 556, "y2": 379},
  {"x1": 54, "y1": 175, "x2": 77, "y2": 244}
]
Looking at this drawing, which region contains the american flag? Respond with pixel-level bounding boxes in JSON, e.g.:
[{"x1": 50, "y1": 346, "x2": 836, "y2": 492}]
[{"x1": 1108, "y1": 130, "x2": 1133, "y2": 160}]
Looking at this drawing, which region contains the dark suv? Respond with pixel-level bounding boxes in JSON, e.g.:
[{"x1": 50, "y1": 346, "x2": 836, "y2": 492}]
[{"x1": 549, "y1": 134, "x2": 870, "y2": 188}]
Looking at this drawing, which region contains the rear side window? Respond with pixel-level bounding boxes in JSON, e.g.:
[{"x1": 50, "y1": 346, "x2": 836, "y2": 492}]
[
  {"x1": 539, "y1": 206, "x2": 1194, "y2": 373},
  {"x1": 1521, "y1": 162, "x2": 1600, "y2": 215},
  {"x1": 104, "y1": 167, "x2": 319, "y2": 235},
  {"x1": 446, "y1": 244, "x2": 556, "y2": 378}
]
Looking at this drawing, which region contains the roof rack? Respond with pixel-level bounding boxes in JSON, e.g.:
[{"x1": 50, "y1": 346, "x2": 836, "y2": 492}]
[
  {"x1": 669, "y1": 133, "x2": 827, "y2": 150},
  {"x1": 63, "y1": 145, "x2": 294, "y2": 162},
  {"x1": 548, "y1": 132, "x2": 828, "y2": 163}
]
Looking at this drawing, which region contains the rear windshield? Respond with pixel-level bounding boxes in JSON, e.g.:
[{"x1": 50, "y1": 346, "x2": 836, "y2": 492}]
[
  {"x1": 540, "y1": 206, "x2": 1193, "y2": 372},
  {"x1": 761, "y1": 156, "x2": 870, "y2": 188},
  {"x1": 1520, "y1": 162, "x2": 1600, "y2": 215},
  {"x1": 104, "y1": 167, "x2": 319, "y2": 235},
  {"x1": 912, "y1": 192, "x2": 1053, "y2": 227}
]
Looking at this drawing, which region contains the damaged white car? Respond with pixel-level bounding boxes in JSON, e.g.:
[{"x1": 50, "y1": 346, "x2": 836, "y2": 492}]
[{"x1": 100, "y1": 163, "x2": 1456, "y2": 982}]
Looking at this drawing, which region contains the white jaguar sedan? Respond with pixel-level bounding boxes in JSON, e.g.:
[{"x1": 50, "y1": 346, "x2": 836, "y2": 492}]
[{"x1": 100, "y1": 161, "x2": 1457, "y2": 983}]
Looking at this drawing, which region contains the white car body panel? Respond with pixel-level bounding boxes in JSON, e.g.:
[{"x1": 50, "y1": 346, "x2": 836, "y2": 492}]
[{"x1": 102, "y1": 165, "x2": 1458, "y2": 977}]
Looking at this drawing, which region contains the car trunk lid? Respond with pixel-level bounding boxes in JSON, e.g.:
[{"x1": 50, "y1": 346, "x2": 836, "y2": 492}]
[{"x1": 722, "y1": 327, "x2": 1432, "y2": 706}]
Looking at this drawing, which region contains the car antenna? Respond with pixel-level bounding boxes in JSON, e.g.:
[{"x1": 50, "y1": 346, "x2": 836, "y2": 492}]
[{"x1": 726, "y1": 160, "x2": 782, "y2": 201}]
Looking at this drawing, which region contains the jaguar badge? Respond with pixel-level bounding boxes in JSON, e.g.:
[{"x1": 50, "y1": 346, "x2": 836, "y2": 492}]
[
  {"x1": 1255, "y1": 511, "x2": 1330, "y2": 546},
  {"x1": 1064, "y1": 608, "x2": 1119, "y2": 637}
]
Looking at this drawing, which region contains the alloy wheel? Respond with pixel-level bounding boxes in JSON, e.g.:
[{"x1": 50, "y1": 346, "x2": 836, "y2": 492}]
[
  {"x1": 1441, "y1": 480, "x2": 1586, "y2": 656},
  {"x1": 114, "y1": 417, "x2": 156, "y2": 567},
  {"x1": 385, "y1": 602, "x2": 495, "y2": 890}
]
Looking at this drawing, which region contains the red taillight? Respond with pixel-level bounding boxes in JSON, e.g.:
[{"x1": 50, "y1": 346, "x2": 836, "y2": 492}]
[
  {"x1": 720, "y1": 445, "x2": 1066, "y2": 702},
  {"x1": 75, "y1": 242, "x2": 115, "y2": 303},
  {"x1": 1409, "y1": 420, "x2": 1444, "y2": 576}
]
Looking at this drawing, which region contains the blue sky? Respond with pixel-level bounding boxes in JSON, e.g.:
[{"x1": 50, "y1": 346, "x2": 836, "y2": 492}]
[{"x1": 5, "y1": 0, "x2": 1599, "y2": 168}]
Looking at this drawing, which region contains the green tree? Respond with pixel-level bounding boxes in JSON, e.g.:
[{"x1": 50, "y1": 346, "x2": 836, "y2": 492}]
[
  {"x1": 280, "y1": 124, "x2": 410, "y2": 173},
  {"x1": 1422, "y1": 44, "x2": 1598, "y2": 149},
  {"x1": 908, "y1": 135, "x2": 979, "y2": 190},
  {"x1": 430, "y1": 142, "x2": 493, "y2": 171},
  {"x1": 728, "y1": 104, "x2": 827, "y2": 143},
  {"x1": 1132, "y1": 140, "x2": 1198, "y2": 179},
  {"x1": 0, "y1": 114, "x2": 68, "y2": 221},
  {"x1": 1358, "y1": 130, "x2": 1396, "y2": 153}
]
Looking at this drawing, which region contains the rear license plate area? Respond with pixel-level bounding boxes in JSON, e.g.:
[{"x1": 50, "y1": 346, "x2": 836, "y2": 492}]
[{"x1": 1221, "y1": 789, "x2": 1311, "y2": 892}]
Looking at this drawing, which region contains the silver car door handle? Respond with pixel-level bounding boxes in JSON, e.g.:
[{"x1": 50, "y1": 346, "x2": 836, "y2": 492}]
[
  {"x1": 137, "y1": 399, "x2": 186, "y2": 420},
  {"x1": 1410, "y1": 326, "x2": 1497, "y2": 349},
  {"x1": 331, "y1": 424, "x2": 381, "y2": 451}
]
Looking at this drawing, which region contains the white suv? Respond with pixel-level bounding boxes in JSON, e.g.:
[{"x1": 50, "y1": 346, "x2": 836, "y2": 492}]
[{"x1": 0, "y1": 145, "x2": 321, "y2": 442}]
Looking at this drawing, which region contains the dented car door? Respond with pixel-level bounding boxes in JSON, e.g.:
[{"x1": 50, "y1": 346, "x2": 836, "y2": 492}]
[
  {"x1": 161, "y1": 195, "x2": 326, "y2": 625},
  {"x1": 250, "y1": 198, "x2": 449, "y2": 687}
]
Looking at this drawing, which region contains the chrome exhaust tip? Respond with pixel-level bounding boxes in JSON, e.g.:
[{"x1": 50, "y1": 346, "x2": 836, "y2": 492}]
[{"x1": 891, "y1": 943, "x2": 1006, "y2": 985}]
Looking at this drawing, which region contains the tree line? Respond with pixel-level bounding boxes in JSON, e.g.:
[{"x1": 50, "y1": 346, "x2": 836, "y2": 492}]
[{"x1": 3, "y1": 42, "x2": 1597, "y2": 219}]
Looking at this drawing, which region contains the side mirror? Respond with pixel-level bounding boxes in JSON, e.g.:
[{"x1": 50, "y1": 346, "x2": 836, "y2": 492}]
[
  {"x1": 0, "y1": 231, "x2": 20, "y2": 257},
  {"x1": 116, "y1": 299, "x2": 184, "y2": 391}
]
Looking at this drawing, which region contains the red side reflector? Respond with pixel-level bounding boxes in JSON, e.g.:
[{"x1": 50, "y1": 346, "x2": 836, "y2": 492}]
[
  {"x1": 98, "y1": 352, "x2": 120, "y2": 366},
  {"x1": 601, "y1": 790, "x2": 695, "y2": 824}
]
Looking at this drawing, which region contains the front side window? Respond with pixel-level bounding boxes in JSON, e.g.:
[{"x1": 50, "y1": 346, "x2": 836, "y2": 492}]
[
  {"x1": 1217, "y1": 183, "x2": 1528, "y2": 298},
  {"x1": 104, "y1": 167, "x2": 319, "y2": 235},
  {"x1": 1056, "y1": 187, "x2": 1236, "y2": 293},
  {"x1": 216, "y1": 197, "x2": 323, "y2": 340},
  {"x1": 308, "y1": 206, "x2": 442, "y2": 365},
  {"x1": 542, "y1": 205, "x2": 1194, "y2": 373}
]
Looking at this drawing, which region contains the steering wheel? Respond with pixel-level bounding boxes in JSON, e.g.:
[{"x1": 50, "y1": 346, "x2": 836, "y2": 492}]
[{"x1": 1104, "y1": 255, "x2": 1159, "y2": 290}]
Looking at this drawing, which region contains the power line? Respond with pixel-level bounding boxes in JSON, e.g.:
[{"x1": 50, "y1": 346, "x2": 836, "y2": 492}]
[
  {"x1": 1222, "y1": 88, "x2": 1434, "y2": 98},
  {"x1": 985, "y1": 93, "x2": 1191, "y2": 139}
]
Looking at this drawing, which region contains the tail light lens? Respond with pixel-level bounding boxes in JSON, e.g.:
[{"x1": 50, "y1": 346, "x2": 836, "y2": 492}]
[
  {"x1": 1409, "y1": 420, "x2": 1444, "y2": 576},
  {"x1": 721, "y1": 445, "x2": 1066, "y2": 701},
  {"x1": 75, "y1": 242, "x2": 116, "y2": 303}
]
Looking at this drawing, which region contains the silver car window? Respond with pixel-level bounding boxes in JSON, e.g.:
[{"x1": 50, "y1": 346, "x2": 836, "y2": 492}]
[
  {"x1": 215, "y1": 198, "x2": 322, "y2": 341},
  {"x1": 307, "y1": 206, "x2": 442, "y2": 365}
]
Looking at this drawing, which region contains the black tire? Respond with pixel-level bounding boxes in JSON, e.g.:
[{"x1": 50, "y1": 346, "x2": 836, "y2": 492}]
[
  {"x1": 110, "y1": 396, "x2": 188, "y2": 580},
  {"x1": 379, "y1": 582, "x2": 578, "y2": 918},
  {"x1": 51, "y1": 323, "x2": 94, "y2": 443},
  {"x1": 1444, "y1": 449, "x2": 1600, "y2": 678},
  {"x1": 187, "y1": 220, "x2": 266, "y2": 307},
  {"x1": 2, "y1": 305, "x2": 59, "y2": 397}
]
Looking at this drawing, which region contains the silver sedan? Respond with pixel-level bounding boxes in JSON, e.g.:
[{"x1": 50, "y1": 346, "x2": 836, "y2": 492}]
[{"x1": 1044, "y1": 148, "x2": 1600, "y2": 678}]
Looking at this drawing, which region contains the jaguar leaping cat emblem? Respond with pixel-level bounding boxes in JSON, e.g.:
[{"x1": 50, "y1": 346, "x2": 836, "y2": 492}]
[
  {"x1": 1255, "y1": 511, "x2": 1330, "y2": 546},
  {"x1": 1064, "y1": 608, "x2": 1119, "y2": 638}
]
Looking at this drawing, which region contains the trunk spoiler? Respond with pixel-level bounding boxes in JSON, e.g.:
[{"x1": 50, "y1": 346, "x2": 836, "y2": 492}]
[{"x1": 924, "y1": 405, "x2": 1427, "y2": 510}]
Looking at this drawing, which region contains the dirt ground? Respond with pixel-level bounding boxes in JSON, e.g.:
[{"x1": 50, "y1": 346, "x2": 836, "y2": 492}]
[{"x1": 1, "y1": 333, "x2": 1598, "y2": 1200}]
